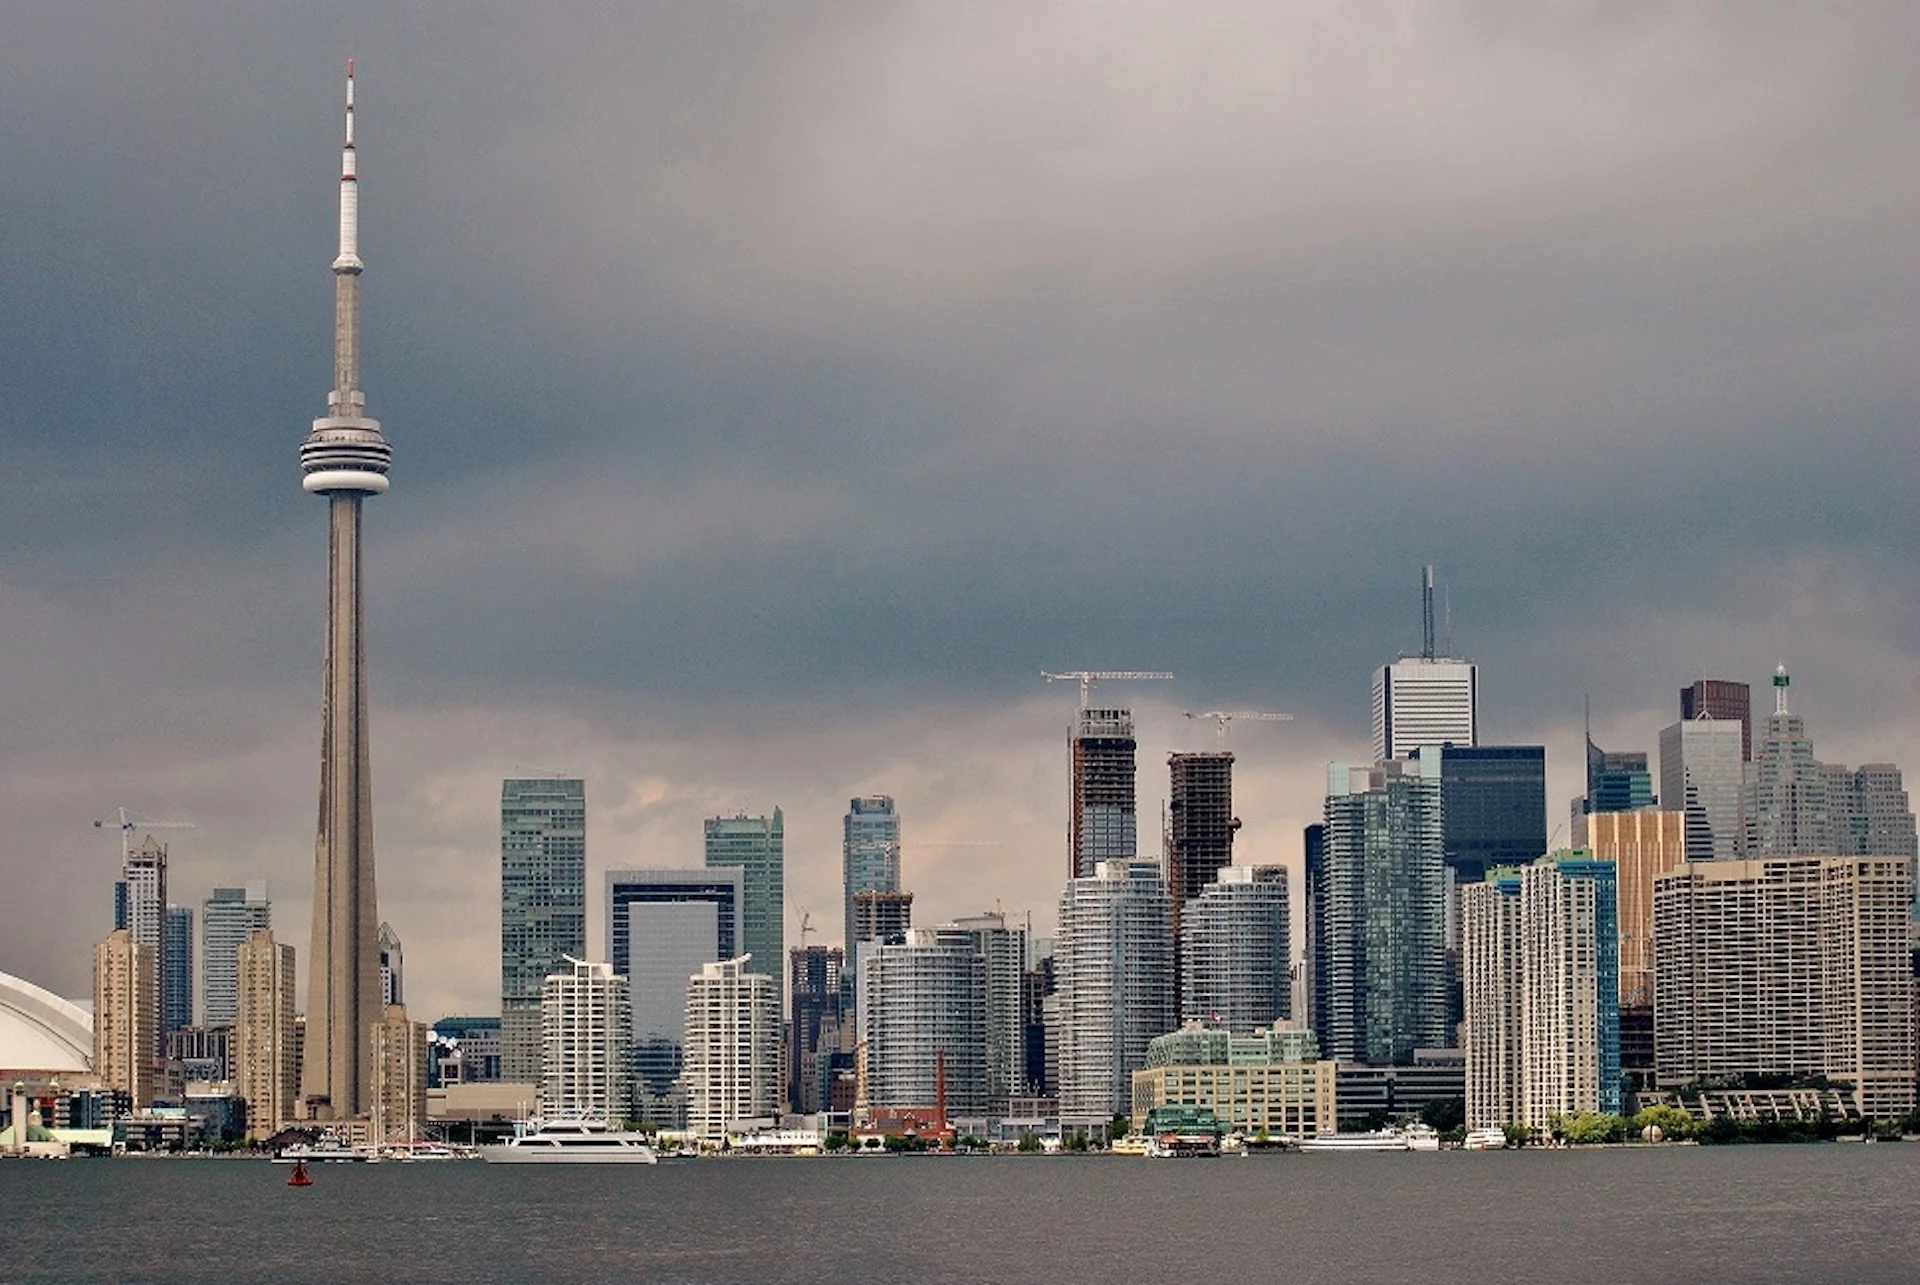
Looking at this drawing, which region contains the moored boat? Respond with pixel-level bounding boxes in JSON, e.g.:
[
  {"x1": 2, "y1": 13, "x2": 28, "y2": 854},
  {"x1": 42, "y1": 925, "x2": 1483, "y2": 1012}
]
[
  {"x1": 1462, "y1": 1127, "x2": 1508, "y2": 1151},
  {"x1": 276, "y1": 1133, "x2": 372, "y2": 1163},
  {"x1": 1404, "y1": 1123, "x2": 1442, "y2": 1151},
  {"x1": 1297, "y1": 1129, "x2": 1410, "y2": 1153},
  {"x1": 482, "y1": 1117, "x2": 659, "y2": 1165},
  {"x1": 1146, "y1": 1132, "x2": 1221, "y2": 1159}
]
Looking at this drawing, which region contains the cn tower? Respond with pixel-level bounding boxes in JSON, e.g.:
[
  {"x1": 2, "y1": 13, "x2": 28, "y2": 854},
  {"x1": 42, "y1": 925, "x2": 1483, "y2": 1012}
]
[{"x1": 299, "y1": 60, "x2": 390, "y2": 1121}]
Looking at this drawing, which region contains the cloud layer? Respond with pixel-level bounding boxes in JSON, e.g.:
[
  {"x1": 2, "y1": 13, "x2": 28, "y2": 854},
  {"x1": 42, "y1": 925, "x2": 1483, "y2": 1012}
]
[{"x1": 2, "y1": 3, "x2": 1914, "y2": 1017}]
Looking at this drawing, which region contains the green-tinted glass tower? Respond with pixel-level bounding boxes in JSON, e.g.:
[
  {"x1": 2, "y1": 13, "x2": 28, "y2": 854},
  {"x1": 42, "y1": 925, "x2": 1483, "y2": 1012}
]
[
  {"x1": 705, "y1": 810, "x2": 784, "y2": 980},
  {"x1": 500, "y1": 778, "x2": 586, "y2": 1083},
  {"x1": 1318, "y1": 758, "x2": 1448, "y2": 1065}
]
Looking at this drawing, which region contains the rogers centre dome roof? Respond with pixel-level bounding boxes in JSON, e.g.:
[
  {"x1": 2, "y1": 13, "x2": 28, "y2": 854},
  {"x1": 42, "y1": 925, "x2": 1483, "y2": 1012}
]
[{"x1": 0, "y1": 971, "x2": 94, "y2": 1075}]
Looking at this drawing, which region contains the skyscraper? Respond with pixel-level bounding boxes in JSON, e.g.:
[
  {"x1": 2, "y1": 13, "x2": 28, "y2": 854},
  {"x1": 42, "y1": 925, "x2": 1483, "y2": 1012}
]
[
  {"x1": 1372, "y1": 659, "x2": 1478, "y2": 762},
  {"x1": 606, "y1": 868, "x2": 743, "y2": 978},
  {"x1": 1745, "y1": 666, "x2": 1831, "y2": 857},
  {"x1": 163, "y1": 905, "x2": 194, "y2": 1034},
  {"x1": 234, "y1": 929, "x2": 297, "y2": 1141},
  {"x1": 378, "y1": 922, "x2": 403, "y2": 1008},
  {"x1": 1165, "y1": 751, "x2": 1237, "y2": 951},
  {"x1": 501, "y1": 778, "x2": 587, "y2": 1083},
  {"x1": 1579, "y1": 732, "x2": 1654, "y2": 818},
  {"x1": 860, "y1": 928, "x2": 989, "y2": 1118},
  {"x1": 1828, "y1": 765, "x2": 1918, "y2": 915},
  {"x1": 1316, "y1": 758, "x2": 1449, "y2": 1064},
  {"x1": 704, "y1": 811, "x2": 784, "y2": 980},
  {"x1": 843, "y1": 796, "x2": 901, "y2": 969},
  {"x1": 1180, "y1": 866, "x2": 1290, "y2": 1033},
  {"x1": 851, "y1": 890, "x2": 913, "y2": 946},
  {"x1": 1680, "y1": 678, "x2": 1752, "y2": 761},
  {"x1": 788, "y1": 945, "x2": 846, "y2": 1115},
  {"x1": 1070, "y1": 707, "x2": 1140, "y2": 880},
  {"x1": 1518, "y1": 853, "x2": 1620, "y2": 1129},
  {"x1": 1054, "y1": 861, "x2": 1175, "y2": 1125},
  {"x1": 1463, "y1": 855, "x2": 1621, "y2": 1132},
  {"x1": 540, "y1": 958, "x2": 632, "y2": 1122},
  {"x1": 202, "y1": 882, "x2": 270, "y2": 1027},
  {"x1": 1371, "y1": 566, "x2": 1478, "y2": 762},
  {"x1": 683, "y1": 957, "x2": 780, "y2": 1141},
  {"x1": 117, "y1": 836, "x2": 168, "y2": 1059},
  {"x1": 1828, "y1": 765, "x2": 1918, "y2": 864},
  {"x1": 1302, "y1": 823, "x2": 1327, "y2": 1035},
  {"x1": 1573, "y1": 810, "x2": 1686, "y2": 1011},
  {"x1": 1744, "y1": 667, "x2": 1917, "y2": 907},
  {"x1": 93, "y1": 929, "x2": 156, "y2": 1109},
  {"x1": 603, "y1": 867, "x2": 743, "y2": 1126},
  {"x1": 1655, "y1": 855, "x2": 1913, "y2": 1120},
  {"x1": 370, "y1": 1004, "x2": 428, "y2": 1146},
  {"x1": 1413, "y1": 744, "x2": 1547, "y2": 885},
  {"x1": 301, "y1": 62, "x2": 393, "y2": 1122},
  {"x1": 946, "y1": 911, "x2": 1030, "y2": 1103},
  {"x1": 1461, "y1": 869, "x2": 1523, "y2": 1130},
  {"x1": 1658, "y1": 717, "x2": 1745, "y2": 862}
]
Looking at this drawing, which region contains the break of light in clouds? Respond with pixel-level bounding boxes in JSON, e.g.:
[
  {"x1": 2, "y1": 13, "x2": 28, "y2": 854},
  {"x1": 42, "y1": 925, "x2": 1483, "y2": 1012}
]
[{"x1": 1, "y1": 2, "x2": 1914, "y2": 1017}]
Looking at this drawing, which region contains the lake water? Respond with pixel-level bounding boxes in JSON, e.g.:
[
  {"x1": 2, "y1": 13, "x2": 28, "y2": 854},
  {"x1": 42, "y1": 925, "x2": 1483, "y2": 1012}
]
[{"x1": 3, "y1": 1146, "x2": 1916, "y2": 1283}]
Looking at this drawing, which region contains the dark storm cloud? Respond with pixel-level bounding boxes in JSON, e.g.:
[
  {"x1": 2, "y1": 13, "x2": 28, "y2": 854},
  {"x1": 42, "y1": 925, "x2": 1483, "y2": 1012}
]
[{"x1": 1, "y1": 3, "x2": 1914, "y2": 1008}]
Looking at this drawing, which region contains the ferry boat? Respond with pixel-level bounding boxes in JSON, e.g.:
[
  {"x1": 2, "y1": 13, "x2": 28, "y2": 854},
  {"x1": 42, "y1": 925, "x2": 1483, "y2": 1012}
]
[
  {"x1": 1297, "y1": 1128, "x2": 1410, "y2": 1153},
  {"x1": 482, "y1": 1117, "x2": 659, "y2": 1165},
  {"x1": 1146, "y1": 1132, "x2": 1222, "y2": 1159},
  {"x1": 1404, "y1": 1123, "x2": 1442, "y2": 1151},
  {"x1": 729, "y1": 1129, "x2": 824, "y2": 1157},
  {"x1": 385, "y1": 1141, "x2": 479, "y2": 1162},
  {"x1": 1462, "y1": 1127, "x2": 1508, "y2": 1151},
  {"x1": 1109, "y1": 1134, "x2": 1151, "y2": 1156},
  {"x1": 275, "y1": 1133, "x2": 373, "y2": 1163}
]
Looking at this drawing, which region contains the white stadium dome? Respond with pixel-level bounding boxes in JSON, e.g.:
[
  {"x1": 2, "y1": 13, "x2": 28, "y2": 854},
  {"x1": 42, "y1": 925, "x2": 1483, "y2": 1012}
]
[{"x1": 0, "y1": 971, "x2": 94, "y2": 1075}]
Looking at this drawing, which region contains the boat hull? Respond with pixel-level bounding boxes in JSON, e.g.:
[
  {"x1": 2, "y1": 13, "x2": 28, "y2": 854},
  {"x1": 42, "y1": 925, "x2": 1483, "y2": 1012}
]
[
  {"x1": 482, "y1": 1147, "x2": 659, "y2": 1165},
  {"x1": 1297, "y1": 1132, "x2": 1411, "y2": 1153}
]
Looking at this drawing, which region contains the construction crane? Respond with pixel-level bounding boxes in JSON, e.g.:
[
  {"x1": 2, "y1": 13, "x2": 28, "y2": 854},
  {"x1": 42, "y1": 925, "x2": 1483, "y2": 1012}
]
[
  {"x1": 93, "y1": 807, "x2": 196, "y2": 864},
  {"x1": 1042, "y1": 670, "x2": 1174, "y2": 709},
  {"x1": 1184, "y1": 710, "x2": 1295, "y2": 749}
]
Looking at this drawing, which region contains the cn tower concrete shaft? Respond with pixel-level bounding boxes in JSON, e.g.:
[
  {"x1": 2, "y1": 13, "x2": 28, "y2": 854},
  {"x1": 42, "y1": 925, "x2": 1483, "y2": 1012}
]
[{"x1": 299, "y1": 60, "x2": 391, "y2": 1121}]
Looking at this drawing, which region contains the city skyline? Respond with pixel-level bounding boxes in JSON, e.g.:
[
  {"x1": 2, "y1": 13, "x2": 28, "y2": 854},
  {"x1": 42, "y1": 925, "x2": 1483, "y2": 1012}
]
[{"x1": 2, "y1": 8, "x2": 1915, "y2": 1022}]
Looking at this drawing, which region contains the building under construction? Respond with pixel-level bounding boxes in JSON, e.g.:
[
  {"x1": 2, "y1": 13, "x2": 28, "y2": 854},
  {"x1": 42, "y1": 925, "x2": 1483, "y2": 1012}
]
[
  {"x1": 1166, "y1": 752, "x2": 1238, "y2": 907},
  {"x1": 851, "y1": 890, "x2": 914, "y2": 947},
  {"x1": 1071, "y1": 708, "x2": 1139, "y2": 880},
  {"x1": 1165, "y1": 751, "x2": 1239, "y2": 995}
]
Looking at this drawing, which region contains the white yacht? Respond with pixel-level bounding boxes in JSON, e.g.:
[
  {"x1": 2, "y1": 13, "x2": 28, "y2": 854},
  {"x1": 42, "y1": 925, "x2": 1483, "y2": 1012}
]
[
  {"x1": 482, "y1": 1118, "x2": 660, "y2": 1165},
  {"x1": 1462, "y1": 1127, "x2": 1509, "y2": 1151},
  {"x1": 1297, "y1": 1129, "x2": 1411, "y2": 1153},
  {"x1": 1403, "y1": 1123, "x2": 1442, "y2": 1151}
]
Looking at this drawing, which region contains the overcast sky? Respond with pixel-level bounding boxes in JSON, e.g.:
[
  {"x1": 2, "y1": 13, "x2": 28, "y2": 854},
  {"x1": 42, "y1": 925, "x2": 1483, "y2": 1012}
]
[{"x1": 2, "y1": 3, "x2": 1914, "y2": 1018}]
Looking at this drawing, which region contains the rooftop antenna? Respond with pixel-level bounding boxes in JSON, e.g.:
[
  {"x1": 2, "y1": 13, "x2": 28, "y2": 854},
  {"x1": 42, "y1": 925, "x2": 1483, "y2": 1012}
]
[
  {"x1": 1773, "y1": 662, "x2": 1790, "y2": 716},
  {"x1": 1444, "y1": 585, "x2": 1453, "y2": 658},
  {"x1": 1421, "y1": 566, "x2": 1436, "y2": 660}
]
